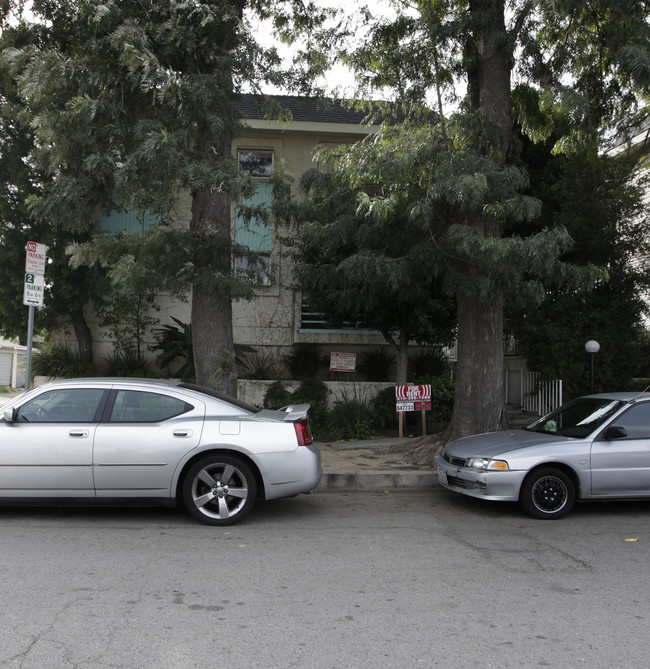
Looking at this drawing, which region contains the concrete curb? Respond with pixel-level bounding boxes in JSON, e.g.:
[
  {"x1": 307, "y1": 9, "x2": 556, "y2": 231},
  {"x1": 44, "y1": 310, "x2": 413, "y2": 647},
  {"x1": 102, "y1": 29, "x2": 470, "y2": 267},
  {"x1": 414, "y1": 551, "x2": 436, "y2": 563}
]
[{"x1": 319, "y1": 470, "x2": 439, "y2": 492}]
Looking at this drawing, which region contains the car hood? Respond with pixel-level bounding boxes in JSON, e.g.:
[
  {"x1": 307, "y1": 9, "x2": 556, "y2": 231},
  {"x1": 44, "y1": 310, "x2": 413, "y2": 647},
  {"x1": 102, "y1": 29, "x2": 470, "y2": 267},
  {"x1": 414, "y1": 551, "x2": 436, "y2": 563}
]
[{"x1": 445, "y1": 429, "x2": 571, "y2": 459}]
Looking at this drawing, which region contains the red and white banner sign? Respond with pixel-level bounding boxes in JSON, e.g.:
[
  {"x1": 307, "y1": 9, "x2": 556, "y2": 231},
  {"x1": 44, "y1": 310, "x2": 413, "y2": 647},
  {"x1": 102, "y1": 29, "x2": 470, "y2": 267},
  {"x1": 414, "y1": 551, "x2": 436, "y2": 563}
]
[{"x1": 396, "y1": 385, "x2": 432, "y2": 412}]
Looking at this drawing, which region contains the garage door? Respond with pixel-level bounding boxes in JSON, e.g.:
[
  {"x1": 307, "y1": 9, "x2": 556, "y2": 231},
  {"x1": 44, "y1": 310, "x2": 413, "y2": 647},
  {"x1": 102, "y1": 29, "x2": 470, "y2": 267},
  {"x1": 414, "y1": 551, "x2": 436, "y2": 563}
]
[{"x1": 0, "y1": 352, "x2": 12, "y2": 386}]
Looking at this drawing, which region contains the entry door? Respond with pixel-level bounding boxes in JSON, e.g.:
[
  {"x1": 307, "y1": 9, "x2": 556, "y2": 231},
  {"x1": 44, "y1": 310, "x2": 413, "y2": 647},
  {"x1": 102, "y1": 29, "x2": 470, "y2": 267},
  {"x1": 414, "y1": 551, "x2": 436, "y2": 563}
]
[
  {"x1": 0, "y1": 387, "x2": 107, "y2": 496},
  {"x1": 93, "y1": 389, "x2": 204, "y2": 497},
  {"x1": 591, "y1": 402, "x2": 650, "y2": 496}
]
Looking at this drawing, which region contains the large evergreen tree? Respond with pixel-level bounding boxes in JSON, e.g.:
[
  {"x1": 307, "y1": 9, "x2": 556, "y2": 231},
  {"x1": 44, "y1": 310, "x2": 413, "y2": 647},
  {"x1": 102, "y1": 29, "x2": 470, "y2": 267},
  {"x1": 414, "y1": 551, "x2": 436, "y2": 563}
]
[
  {"x1": 508, "y1": 138, "x2": 650, "y2": 398},
  {"x1": 2, "y1": 0, "x2": 331, "y2": 393},
  {"x1": 287, "y1": 151, "x2": 457, "y2": 384},
  {"x1": 0, "y1": 19, "x2": 102, "y2": 357},
  {"x1": 323, "y1": 0, "x2": 650, "y2": 439}
]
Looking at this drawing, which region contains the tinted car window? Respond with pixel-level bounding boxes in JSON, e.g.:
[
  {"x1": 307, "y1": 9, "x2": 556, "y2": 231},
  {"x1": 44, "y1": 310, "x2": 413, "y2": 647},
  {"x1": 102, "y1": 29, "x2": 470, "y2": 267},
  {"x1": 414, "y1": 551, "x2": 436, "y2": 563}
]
[
  {"x1": 110, "y1": 390, "x2": 192, "y2": 423},
  {"x1": 18, "y1": 388, "x2": 106, "y2": 423},
  {"x1": 178, "y1": 382, "x2": 259, "y2": 413},
  {"x1": 608, "y1": 402, "x2": 650, "y2": 439}
]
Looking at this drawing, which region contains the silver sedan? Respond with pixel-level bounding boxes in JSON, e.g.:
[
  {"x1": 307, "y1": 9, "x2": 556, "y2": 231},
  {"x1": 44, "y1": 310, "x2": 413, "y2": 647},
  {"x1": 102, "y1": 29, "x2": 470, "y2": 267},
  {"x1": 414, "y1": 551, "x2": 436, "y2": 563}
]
[
  {"x1": 435, "y1": 392, "x2": 650, "y2": 518},
  {"x1": 0, "y1": 378, "x2": 321, "y2": 525}
]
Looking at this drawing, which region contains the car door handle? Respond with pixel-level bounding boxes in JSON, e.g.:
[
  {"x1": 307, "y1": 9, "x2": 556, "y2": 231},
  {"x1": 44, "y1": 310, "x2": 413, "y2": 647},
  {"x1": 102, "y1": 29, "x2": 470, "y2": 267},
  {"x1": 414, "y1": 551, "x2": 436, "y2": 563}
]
[
  {"x1": 69, "y1": 430, "x2": 89, "y2": 438},
  {"x1": 173, "y1": 430, "x2": 193, "y2": 438}
]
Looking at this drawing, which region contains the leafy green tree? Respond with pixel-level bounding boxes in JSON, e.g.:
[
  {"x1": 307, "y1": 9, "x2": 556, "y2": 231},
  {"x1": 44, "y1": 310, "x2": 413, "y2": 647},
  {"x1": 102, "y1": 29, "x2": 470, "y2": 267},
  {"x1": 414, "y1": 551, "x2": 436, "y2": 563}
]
[
  {"x1": 0, "y1": 21, "x2": 103, "y2": 358},
  {"x1": 316, "y1": 0, "x2": 650, "y2": 439},
  {"x1": 286, "y1": 148, "x2": 457, "y2": 384},
  {"x1": 2, "y1": 0, "x2": 333, "y2": 394},
  {"x1": 508, "y1": 139, "x2": 650, "y2": 398}
]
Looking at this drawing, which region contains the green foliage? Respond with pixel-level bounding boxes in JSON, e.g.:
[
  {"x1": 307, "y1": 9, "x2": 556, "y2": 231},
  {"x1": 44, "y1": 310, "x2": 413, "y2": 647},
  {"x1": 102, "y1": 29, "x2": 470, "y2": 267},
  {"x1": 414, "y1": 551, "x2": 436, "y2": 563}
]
[
  {"x1": 0, "y1": 27, "x2": 106, "y2": 350},
  {"x1": 238, "y1": 348, "x2": 286, "y2": 380},
  {"x1": 290, "y1": 378, "x2": 329, "y2": 435},
  {"x1": 357, "y1": 348, "x2": 395, "y2": 382},
  {"x1": 370, "y1": 387, "x2": 400, "y2": 432},
  {"x1": 409, "y1": 348, "x2": 449, "y2": 381},
  {"x1": 428, "y1": 376, "x2": 455, "y2": 427},
  {"x1": 263, "y1": 378, "x2": 330, "y2": 436},
  {"x1": 327, "y1": 399, "x2": 374, "y2": 441},
  {"x1": 2, "y1": 0, "x2": 336, "y2": 392},
  {"x1": 263, "y1": 380, "x2": 293, "y2": 410},
  {"x1": 103, "y1": 348, "x2": 152, "y2": 378},
  {"x1": 153, "y1": 317, "x2": 195, "y2": 381},
  {"x1": 96, "y1": 287, "x2": 159, "y2": 364},
  {"x1": 31, "y1": 340, "x2": 95, "y2": 379},
  {"x1": 508, "y1": 137, "x2": 650, "y2": 397},
  {"x1": 283, "y1": 343, "x2": 324, "y2": 380}
]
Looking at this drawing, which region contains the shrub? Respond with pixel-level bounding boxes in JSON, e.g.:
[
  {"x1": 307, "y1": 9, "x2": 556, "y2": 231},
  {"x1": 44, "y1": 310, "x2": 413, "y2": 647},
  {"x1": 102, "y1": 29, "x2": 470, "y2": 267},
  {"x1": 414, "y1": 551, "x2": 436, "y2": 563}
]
[
  {"x1": 103, "y1": 348, "x2": 153, "y2": 377},
  {"x1": 284, "y1": 343, "x2": 324, "y2": 379},
  {"x1": 153, "y1": 317, "x2": 194, "y2": 380},
  {"x1": 263, "y1": 379, "x2": 329, "y2": 436},
  {"x1": 327, "y1": 398, "x2": 374, "y2": 440},
  {"x1": 31, "y1": 340, "x2": 95, "y2": 378},
  {"x1": 357, "y1": 347, "x2": 395, "y2": 381},
  {"x1": 239, "y1": 348, "x2": 286, "y2": 380},
  {"x1": 370, "y1": 386, "x2": 399, "y2": 431},
  {"x1": 409, "y1": 347, "x2": 449, "y2": 380},
  {"x1": 291, "y1": 378, "x2": 329, "y2": 435},
  {"x1": 263, "y1": 381, "x2": 293, "y2": 409}
]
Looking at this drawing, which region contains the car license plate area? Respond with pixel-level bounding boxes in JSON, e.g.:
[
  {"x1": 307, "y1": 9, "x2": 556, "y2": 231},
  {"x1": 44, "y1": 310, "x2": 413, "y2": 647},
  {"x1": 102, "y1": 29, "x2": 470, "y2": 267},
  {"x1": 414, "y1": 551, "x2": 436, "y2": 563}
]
[{"x1": 437, "y1": 468, "x2": 448, "y2": 486}]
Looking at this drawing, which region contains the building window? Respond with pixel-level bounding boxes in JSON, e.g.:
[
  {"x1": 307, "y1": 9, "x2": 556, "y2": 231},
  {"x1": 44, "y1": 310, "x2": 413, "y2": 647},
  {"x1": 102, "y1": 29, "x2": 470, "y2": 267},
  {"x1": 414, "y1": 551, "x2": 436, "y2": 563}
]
[
  {"x1": 239, "y1": 150, "x2": 273, "y2": 177},
  {"x1": 235, "y1": 150, "x2": 273, "y2": 285},
  {"x1": 98, "y1": 199, "x2": 161, "y2": 236},
  {"x1": 300, "y1": 295, "x2": 371, "y2": 332}
]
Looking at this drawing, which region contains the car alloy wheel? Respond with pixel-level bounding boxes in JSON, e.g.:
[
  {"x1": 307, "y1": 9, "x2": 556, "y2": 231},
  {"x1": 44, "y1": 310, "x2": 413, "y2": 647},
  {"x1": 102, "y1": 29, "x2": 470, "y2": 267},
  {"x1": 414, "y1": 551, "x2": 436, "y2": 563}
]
[
  {"x1": 520, "y1": 467, "x2": 575, "y2": 519},
  {"x1": 183, "y1": 454, "x2": 257, "y2": 526}
]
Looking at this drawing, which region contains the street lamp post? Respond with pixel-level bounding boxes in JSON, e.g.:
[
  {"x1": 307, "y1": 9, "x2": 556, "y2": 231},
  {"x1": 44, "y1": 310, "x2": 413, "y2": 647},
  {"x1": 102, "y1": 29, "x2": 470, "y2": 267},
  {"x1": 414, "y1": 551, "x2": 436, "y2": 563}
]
[{"x1": 585, "y1": 340, "x2": 600, "y2": 393}]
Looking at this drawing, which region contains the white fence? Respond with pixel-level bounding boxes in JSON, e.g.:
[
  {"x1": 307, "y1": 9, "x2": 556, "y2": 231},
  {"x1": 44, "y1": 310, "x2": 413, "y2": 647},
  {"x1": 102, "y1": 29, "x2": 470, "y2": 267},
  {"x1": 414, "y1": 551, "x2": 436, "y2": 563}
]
[{"x1": 521, "y1": 372, "x2": 563, "y2": 415}]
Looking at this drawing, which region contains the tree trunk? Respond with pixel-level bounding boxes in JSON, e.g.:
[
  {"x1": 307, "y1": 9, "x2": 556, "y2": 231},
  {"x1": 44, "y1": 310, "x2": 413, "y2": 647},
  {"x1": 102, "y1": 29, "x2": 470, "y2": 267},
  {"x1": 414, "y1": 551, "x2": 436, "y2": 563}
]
[
  {"x1": 395, "y1": 330, "x2": 409, "y2": 385},
  {"x1": 448, "y1": 0, "x2": 512, "y2": 439},
  {"x1": 448, "y1": 293, "x2": 504, "y2": 441},
  {"x1": 69, "y1": 308, "x2": 93, "y2": 365},
  {"x1": 190, "y1": 186, "x2": 237, "y2": 396}
]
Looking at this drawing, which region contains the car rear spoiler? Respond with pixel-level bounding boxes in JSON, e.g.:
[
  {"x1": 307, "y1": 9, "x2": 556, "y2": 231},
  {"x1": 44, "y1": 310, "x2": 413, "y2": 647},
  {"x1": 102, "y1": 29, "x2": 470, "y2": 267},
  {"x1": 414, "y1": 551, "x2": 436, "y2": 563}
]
[{"x1": 279, "y1": 404, "x2": 310, "y2": 421}]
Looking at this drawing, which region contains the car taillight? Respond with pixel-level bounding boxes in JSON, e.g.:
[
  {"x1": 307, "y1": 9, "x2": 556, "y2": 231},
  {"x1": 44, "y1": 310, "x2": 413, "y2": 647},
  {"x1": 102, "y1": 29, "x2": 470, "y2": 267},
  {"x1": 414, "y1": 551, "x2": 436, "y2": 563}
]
[{"x1": 294, "y1": 418, "x2": 313, "y2": 446}]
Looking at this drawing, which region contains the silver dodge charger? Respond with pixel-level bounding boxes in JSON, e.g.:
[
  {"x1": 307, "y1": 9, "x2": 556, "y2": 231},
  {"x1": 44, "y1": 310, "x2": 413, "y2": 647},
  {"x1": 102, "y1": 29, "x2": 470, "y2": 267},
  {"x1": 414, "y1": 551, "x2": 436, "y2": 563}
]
[
  {"x1": 435, "y1": 392, "x2": 650, "y2": 518},
  {"x1": 0, "y1": 378, "x2": 321, "y2": 525}
]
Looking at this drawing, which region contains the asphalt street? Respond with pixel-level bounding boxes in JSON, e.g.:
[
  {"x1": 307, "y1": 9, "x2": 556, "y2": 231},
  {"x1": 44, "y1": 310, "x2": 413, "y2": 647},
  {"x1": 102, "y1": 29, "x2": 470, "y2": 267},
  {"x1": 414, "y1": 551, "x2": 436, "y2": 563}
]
[{"x1": 1, "y1": 490, "x2": 649, "y2": 669}]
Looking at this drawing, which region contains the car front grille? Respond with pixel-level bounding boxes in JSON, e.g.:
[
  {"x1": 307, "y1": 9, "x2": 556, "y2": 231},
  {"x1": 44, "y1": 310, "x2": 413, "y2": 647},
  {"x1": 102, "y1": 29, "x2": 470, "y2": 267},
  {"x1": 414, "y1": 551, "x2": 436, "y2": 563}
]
[
  {"x1": 447, "y1": 475, "x2": 467, "y2": 488},
  {"x1": 443, "y1": 452, "x2": 466, "y2": 467}
]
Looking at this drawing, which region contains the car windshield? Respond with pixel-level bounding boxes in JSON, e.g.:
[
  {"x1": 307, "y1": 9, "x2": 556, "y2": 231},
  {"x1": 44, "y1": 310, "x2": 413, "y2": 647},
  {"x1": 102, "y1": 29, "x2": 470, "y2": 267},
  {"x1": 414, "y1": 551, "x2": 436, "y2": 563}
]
[{"x1": 525, "y1": 398, "x2": 624, "y2": 438}]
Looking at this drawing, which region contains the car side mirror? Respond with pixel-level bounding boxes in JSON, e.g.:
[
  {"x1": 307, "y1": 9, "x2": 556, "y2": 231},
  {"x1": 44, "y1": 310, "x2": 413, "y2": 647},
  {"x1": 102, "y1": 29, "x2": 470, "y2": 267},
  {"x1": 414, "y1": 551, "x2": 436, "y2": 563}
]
[
  {"x1": 604, "y1": 425, "x2": 627, "y2": 440},
  {"x1": 3, "y1": 407, "x2": 17, "y2": 423}
]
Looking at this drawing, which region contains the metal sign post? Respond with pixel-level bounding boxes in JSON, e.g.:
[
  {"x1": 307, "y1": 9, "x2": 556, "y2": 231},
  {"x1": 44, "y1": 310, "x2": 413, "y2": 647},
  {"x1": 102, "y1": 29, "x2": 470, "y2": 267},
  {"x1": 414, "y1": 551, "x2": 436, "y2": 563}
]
[
  {"x1": 25, "y1": 306, "x2": 35, "y2": 390},
  {"x1": 23, "y1": 241, "x2": 48, "y2": 391}
]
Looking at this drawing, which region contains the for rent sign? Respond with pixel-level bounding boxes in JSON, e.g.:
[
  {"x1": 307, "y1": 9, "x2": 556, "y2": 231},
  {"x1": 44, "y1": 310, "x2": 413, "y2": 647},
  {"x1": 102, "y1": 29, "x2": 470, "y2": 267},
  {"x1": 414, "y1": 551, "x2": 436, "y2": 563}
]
[{"x1": 395, "y1": 384, "x2": 432, "y2": 412}]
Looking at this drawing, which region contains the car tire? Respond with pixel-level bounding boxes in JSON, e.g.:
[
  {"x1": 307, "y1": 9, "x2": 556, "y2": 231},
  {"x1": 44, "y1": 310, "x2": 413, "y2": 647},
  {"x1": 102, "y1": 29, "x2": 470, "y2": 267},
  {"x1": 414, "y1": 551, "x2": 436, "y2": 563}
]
[
  {"x1": 519, "y1": 467, "x2": 575, "y2": 519},
  {"x1": 182, "y1": 454, "x2": 257, "y2": 526}
]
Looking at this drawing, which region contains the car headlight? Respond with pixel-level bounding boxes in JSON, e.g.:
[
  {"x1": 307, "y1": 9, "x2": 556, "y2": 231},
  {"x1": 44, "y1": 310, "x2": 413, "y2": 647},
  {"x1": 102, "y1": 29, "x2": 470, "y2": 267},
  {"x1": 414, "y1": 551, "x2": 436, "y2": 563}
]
[{"x1": 465, "y1": 457, "x2": 509, "y2": 471}]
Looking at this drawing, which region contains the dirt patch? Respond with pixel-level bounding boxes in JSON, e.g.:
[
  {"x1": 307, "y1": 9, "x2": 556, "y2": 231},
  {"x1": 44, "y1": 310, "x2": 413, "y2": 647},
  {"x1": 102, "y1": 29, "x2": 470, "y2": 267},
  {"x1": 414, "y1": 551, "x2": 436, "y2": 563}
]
[{"x1": 320, "y1": 436, "x2": 444, "y2": 471}]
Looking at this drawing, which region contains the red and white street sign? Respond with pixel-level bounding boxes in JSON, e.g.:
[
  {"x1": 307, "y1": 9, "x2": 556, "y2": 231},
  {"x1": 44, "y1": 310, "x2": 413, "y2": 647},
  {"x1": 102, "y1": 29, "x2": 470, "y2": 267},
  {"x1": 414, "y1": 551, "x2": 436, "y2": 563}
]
[
  {"x1": 396, "y1": 384, "x2": 432, "y2": 412},
  {"x1": 330, "y1": 352, "x2": 357, "y2": 373},
  {"x1": 25, "y1": 241, "x2": 48, "y2": 276}
]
